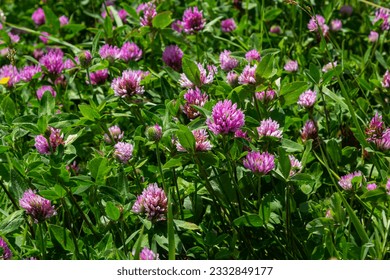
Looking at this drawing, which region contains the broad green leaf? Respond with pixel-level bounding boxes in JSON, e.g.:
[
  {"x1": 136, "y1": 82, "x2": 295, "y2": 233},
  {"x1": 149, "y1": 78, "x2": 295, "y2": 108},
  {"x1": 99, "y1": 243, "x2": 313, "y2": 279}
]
[
  {"x1": 233, "y1": 214, "x2": 263, "y2": 227},
  {"x1": 281, "y1": 138, "x2": 304, "y2": 152},
  {"x1": 0, "y1": 210, "x2": 25, "y2": 235},
  {"x1": 256, "y1": 55, "x2": 277, "y2": 79},
  {"x1": 182, "y1": 58, "x2": 201, "y2": 87},
  {"x1": 152, "y1": 11, "x2": 172, "y2": 29},
  {"x1": 50, "y1": 225, "x2": 75, "y2": 252},
  {"x1": 103, "y1": 14, "x2": 113, "y2": 39},
  {"x1": 326, "y1": 139, "x2": 341, "y2": 165},
  {"x1": 78, "y1": 104, "x2": 100, "y2": 120},
  {"x1": 105, "y1": 201, "x2": 121, "y2": 221},
  {"x1": 88, "y1": 157, "x2": 111, "y2": 185},
  {"x1": 278, "y1": 147, "x2": 291, "y2": 180},
  {"x1": 1, "y1": 96, "x2": 16, "y2": 124},
  {"x1": 279, "y1": 81, "x2": 308, "y2": 106},
  {"x1": 43, "y1": 6, "x2": 60, "y2": 33},
  {"x1": 174, "y1": 220, "x2": 200, "y2": 231},
  {"x1": 176, "y1": 124, "x2": 195, "y2": 153},
  {"x1": 40, "y1": 91, "x2": 56, "y2": 116}
]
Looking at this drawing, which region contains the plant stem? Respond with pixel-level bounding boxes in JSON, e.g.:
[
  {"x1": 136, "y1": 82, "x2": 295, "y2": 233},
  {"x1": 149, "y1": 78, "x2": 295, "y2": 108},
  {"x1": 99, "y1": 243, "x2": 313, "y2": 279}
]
[{"x1": 39, "y1": 223, "x2": 46, "y2": 259}]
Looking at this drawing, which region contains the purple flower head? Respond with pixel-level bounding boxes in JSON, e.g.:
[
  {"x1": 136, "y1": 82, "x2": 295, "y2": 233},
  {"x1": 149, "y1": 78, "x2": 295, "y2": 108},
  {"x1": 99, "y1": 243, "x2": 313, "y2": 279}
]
[
  {"x1": 39, "y1": 31, "x2": 50, "y2": 44},
  {"x1": 32, "y1": 8, "x2": 45, "y2": 26},
  {"x1": 386, "y1": 179, "x2": 390, "y2": 195},
  {"x1": 289, "y1": 155, "x2": 302, "y2": 176},
  {"x1": 182, "y1": 7, "x2": 205, "y2": 34},
  {"x1": 226, "y1": 71, "x2": 238, "y2": 86},
  {"x1": 49, "y1": 127, "x2": 64, "y2": 151},
  {"x1": 0, "y1": 237, "x2": 12, "y2": 260},
  {"x1": 238, "y1": 64, "x2": 257, "y2": 85},
  {"x1": 64, "y1": 59, "x2": 76, "y2": 70},
  {"x1": 297, "y1": 89, "x2": 317, "y2": 108},
  {"x1": 243, "y1": 151, "x2": 275, "y2": 175},
  {"x1": 118, "y1": 9, "x2": 129, "y2": 23},
  {"x1": 132, "y1": 183, "x2": 167, "y2": 222},
  {"x1": 376, "y1": 129, "x2": 390, "y2": 151},
  {"x1": 307, "y1": 15, "x2": 329, "y2": 36},
  {"x1": 365, "y1": 113, "x2": 384, "y2": 142},
  {"x1": 255, "y1": 89, "x2": 276, "y2": 103},
  {"x1": 245, "y1": 50, "x2": 261, "y2": 63},
  {"x1": 176, "y1": 129, "x2": 211, "y2": 152},
  {"x1": 162, "y1": 45, "x2": 183, "y2": 71},
  {"x1": 78, "y1": 51, "x2": 92, "y2": 68},
  {"x1": 219, "y1": 50, "x2": 239, "y2": 72},
  {"x1": 139, "y1": 247, "x2": 159, "y2": 260},
  {"x1": 146, "y1": 124, "x2": 162, "y2": 142},
  {"x1": 0, "y1": 65, "x2": 20, "y2": 87},
  {"x1": 368, "y1": 31, "x2": 379, "y2": 42},
  {"x1": 270, "y1": 25, "x2": 281, "y2": 34},
  {"x1": 374, "y1": 8, "x2": 390, "y2": 31},
  {"x1": 234, "y1": 129, "x2": 251, "y2": 141},
  {"x1": 34, "y1": 135, "x2": 50, "y2": 154},
  {"x1": 322, "y1": 61, "x2": 337, "y2": 73},
  {"x1": 221, "y1": 18, "x2": 236, "y2": 32},
  {"x1": 367, "y1": 183, "x2": 377, "y2": 191},
  {"x1": 257, "y1": 118, "x2": 283, "y2": 139},
  {"x1": 33, "y1": 48, "x2": 44, "y2": 59},
  {"x1": 331, "y1": 19, "x2": 342, "y2": 31},
  {"x1": 59, "y1": 15, "x2": 69, "y2": 26},
  {"x1": 340, "y1": 5, "x2": 353, "y2": 17},
  {"x1": 301, "y1": 120, "x2": 318, "y2": 142},
  {"x1": 183, "y1": 87, "x2": 208, "y2": 119},
  {"x1": 207, "y1": 100, "x2": 245, "y2": 135},
  {"x1": 120, "y1": 42, "x2": 142, "y2": 62},
  {"x1": 382, "y1": 70, "x2": 390, "y2": 88},
  {"x1": 284, "y1": 60, "x2": 298, "y2": 72},
  {"x1": 99, "y1": 44, "x2": 121, "y2": 62},
  {"x1": 36, "y1": 85, "x2": 56, "y2": 100},
  {"x1": 39, "y1": 49, "x2": 64, "y2": 76},
  {"x1": 338, "y1": 171, "x2": 362, "y2": 191},
  {"x1": 111, "y1": 70, "x2": 147, "y2": 98},
  {"x1": 20, "y1": 65, "x2": 41, "y2": 82},
  {"x1": 137, "y1": 2, "x2": 157, "y2": 27},
  {"x1": 19, "y1": 189, "x2": 57, "y2": 223},
  {"x1": 66, "y1": 161, "x2": 80, "y2": 175},
  {"x1": 8, "y1": 32, "x2": 20, "y2": 43},
  {"x1": 114, "y1": 142, "x2": 133, "y2": 164},
  {"x1": 89, "y1": 69, "x2": 109, "y2": 85},
  {"x1": 171, "y1": 20, "x2": 183, "y2": 33},
  {"x1": 179, "y1": 63, "x2": 217, "y2": 88},
  {"x1": 104, "y1": 125, "x2": 124, "y2": 144}
]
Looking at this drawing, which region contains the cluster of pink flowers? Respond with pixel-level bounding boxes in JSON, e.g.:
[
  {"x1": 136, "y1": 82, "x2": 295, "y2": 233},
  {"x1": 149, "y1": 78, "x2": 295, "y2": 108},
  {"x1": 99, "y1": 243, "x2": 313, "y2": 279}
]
[
  {"x1": 270, "y1": 25, "x2": 281, "y2": 34},
  {"x1": 297, "y1": 89, "x2": 317, "y2": 108},
  {"x1": 89, "y1": 69, "x2": 109, "y2": 85},
  {"x1": 162, "y1": 45, "x2": 183, "y2": 71},
  {"x1": 307, "y1": 14, "x2": 329, "y2": 37},
  {"x1": 289, "y1": 155, "x2": 302, "y2": 176},
  {"x1": 0, "y1": 65, "x2": 20, "y2": 87},
  {"x1": 365, "y1": 113, "x2": 390, "y2": 151},
  {"x1": 207, "y1": 100, "x2": 245, "y2": 135},
  {"x1": 322, "y1": 61, "x2": 337, "y2": 73},
  {"x1": 36, "y1": 85, "x2": 56, "y2": 100},
  {"x1": 0, "y1": 237, "x2": 12, "y2": 260},
  {"x1": 99, "y1": 42, "x2": 142, "y2": 62},
  {"x1": 226, "y1": 71, "x2": 238, "y2": 86},
  {"x1": 146, "y1": 124, "x2": 162, "y2": 142},
  {"x1": 111, "y1": 70, "x2": 148, "y2": 98},
  {"x1": 368, "y1": 31, "x2": 379, "y2": 43},
  {"x1": 245, "y1": 50, "x2": 261, "y2": 63},
  {"x1": 300, "y1": 120, "x2": 317, "y2": 142},
  {"x1": 331, "y1": 19, "x2": 342, "y2": 31},
  {"x1": 255, "y1": 89, "x2": 276, "y2": 103},
  {"x1": 238, "y1": 64, "x2": 257, "y2": 85},
  {"x1": 338, "y1": 171, "x2": 362, "y2": 191},
  {"x1": 176, "y1": 129, "x2": 212, "y2": 152},
  {"x1": 183, "y1": 87, "x2": 208, "y2": 119},
  {"x1": 137, "y1": 2, "x2": 157, "y2": 27},
  {"x1": 35, "y1": 127, "x2": 64, "y2": 155},
  {"x1": 19, "y1": 189, "x2": 57, "y2": 223},
  {"x1": 182, "y1": 7, "x2": 205, "y2": 34},
  {"x1": 373, "y1": 8, "x2": 390, "y2": 31},
  {"x1": 32, "y1": 8, "x2": 45, "y2": 25},
  {"x1": 284, "y1": 60, "x2": 298, "y2": 72},
  {"x1": 104, "y1": 125, "x2": 124, "y2": 144},
  {"x1": 219, "y1": 50, "x2": 239, "y2": 72},
  {"x1": 382, "y1": 70, "x2": 390, "y2": 88},
  {"x1": 139, "y1": 247, "x2": 159, "y2": 260},
  {"x1": 221, "y1": 18, "x2": 236, "y2": 32},
  {"x1": 39, "y1": 48, "x2": 65, "y2": 76},
  {"x1": 179, "y1": 63, "x2": 217, "y2": 88},
  {"x1": 20, "y1": 65, "x2": 42, "y2": 82},
  {"x1": 132, "y1": 183, "x2": 167, "y2": 222},
  {"x1": 243, "y1": 151, "x2": 275, "y2": 175},
  {"x1": 114, "y1": 142, "x2": 133, "y2": 163},
  {"x1": 102, "y1": 8, "x2": 129, "y2": 23},
  {"x1": 257, "y1": 118, "x2": 283, "y2": 139}
]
